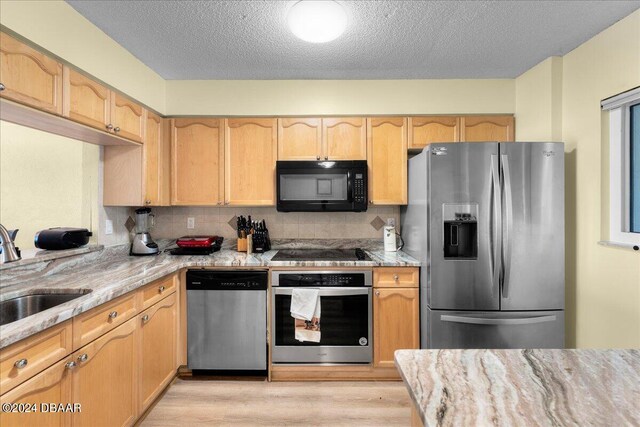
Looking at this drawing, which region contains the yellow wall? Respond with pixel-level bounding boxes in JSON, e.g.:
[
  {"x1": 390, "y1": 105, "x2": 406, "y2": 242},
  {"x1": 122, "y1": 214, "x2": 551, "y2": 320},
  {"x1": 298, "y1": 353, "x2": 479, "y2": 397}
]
[
  {"x1": 0, "y1": 121, "x2": 99, "y2": 250},
  {"x1": 0, "y1": 0, "x2": 166, "y2": 114},
  {"x1": 166, "y1": 79, "x2": 514, "y2": 115},
  {"x1": 515, "y1": 10, "x2": 640, "y2": 348},
  {"x1": 515, "y1": 56, "x2": 563, "y2": 141}
]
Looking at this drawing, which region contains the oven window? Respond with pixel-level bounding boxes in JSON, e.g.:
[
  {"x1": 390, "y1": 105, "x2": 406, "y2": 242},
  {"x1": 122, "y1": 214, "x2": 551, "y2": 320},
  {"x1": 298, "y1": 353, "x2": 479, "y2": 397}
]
[
  {"x1": 279, "y1": 174, "x2": 348, "y2": 201},
  {"x1": 274, "y1": 294, "x2": 369, "y2": 346}
]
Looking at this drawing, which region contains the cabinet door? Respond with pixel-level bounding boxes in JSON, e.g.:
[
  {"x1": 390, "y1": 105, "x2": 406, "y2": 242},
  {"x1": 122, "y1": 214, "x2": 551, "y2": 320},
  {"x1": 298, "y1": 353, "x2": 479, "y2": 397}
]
[
  {"x1": 322, "y1": 117, "x2": 366, "y2": 160},
  {"x1": 110, "y1": 92, "x2": 145, "y2": 143},
  {"x1": 0, "y1": 358, "x2": 73, "y2": 427},
  {"x1": 373, "y1": 288, "x2": 420, "y2": 368},
  {"x1": 171, "y1": 118, "x2": 224, "y2": 205},
  {"x1": 72, "y1": 318, "x2": 138, "y2": 427},
  {"x1": 460, "y1": 115, "x2": 515, "y2": 142},
  {"x1": 225, "y1": 118, "x2": 277, "y2": 205},
  {"x1": 62, "y1": 66, "x2": 110, "y2": 131},
  {"x1": 0, "y1": 32, "x2": 63, "y2": 115},
  {"x1": 139, "y1": 293, "x2": 176, "y2": 413},
  {"x1": 143, "y1": 111, "x2": 163, "y2": 206},
  {"x1": 408, "y1": 116, "x2": 459, "y2": 149},
  {"x1": 277, "y1": 118, "x2": 322, "y2": 160},
  {"x1": 367, "y1": 117, "x2": 407, "y2": 205}
]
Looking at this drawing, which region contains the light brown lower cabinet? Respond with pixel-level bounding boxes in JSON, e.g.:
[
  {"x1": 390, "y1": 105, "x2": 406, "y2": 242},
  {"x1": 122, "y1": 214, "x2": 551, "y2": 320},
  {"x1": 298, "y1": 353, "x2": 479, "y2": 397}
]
[
  {"x1": 71, "y1": 318, "x2": 138, "y2": 427},
  {"x1": 373, "y1": 287, "x2": 420, "y2": 368},
  {"x1": 139, "y1": 293, "x2": 177, "y2": 413},
  {"x1": 0, "y1": 357, "x2": 74, "y2": 427}
]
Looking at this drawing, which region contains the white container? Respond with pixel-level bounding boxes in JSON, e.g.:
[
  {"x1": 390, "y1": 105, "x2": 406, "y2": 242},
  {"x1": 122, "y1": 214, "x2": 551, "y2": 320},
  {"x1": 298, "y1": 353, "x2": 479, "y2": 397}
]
[{"x1": 384, "y1": 226, "x2": 397, "y2": 252}]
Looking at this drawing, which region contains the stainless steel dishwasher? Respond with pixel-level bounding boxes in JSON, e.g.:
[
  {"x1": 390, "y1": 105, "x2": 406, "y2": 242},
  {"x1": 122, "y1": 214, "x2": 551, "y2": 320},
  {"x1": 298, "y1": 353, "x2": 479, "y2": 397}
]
[{"x1": 186, "y1": 270, "x2": 267, "y2": 373}]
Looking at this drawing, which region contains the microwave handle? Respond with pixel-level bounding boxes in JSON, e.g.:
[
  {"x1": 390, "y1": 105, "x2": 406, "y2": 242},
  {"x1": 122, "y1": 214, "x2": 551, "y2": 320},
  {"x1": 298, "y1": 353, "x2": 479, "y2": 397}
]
[
  {"x1": 274, "y1": 287, "x2": 370, "y2": 296},
  {"x1": 347, "y1": 171, "x2": 353, "y2": 201}
]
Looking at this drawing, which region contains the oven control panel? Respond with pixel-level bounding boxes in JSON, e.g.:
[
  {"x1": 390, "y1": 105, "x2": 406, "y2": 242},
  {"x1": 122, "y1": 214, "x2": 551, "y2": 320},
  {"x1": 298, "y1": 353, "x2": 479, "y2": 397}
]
[{"x1": 272, "y1": 271, "x2": 373, "y2": 287}]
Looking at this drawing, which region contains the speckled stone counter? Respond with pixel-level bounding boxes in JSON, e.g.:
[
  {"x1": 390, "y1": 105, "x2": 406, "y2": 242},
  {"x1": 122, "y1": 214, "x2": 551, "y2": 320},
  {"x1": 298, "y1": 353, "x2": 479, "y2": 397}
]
[
  {"x1": 395, "y1": 349, "x2": 640, "y2": 427},
  {"x1": 0, "y1": 239, "x2": 419, "y2": 349}
]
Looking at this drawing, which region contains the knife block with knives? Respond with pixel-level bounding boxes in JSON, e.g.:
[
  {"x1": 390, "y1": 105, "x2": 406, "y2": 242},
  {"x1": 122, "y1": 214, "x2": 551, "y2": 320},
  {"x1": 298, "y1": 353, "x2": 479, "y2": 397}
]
[{"x1": 236, "y1": 215, "x2": 271, "y2": 253}]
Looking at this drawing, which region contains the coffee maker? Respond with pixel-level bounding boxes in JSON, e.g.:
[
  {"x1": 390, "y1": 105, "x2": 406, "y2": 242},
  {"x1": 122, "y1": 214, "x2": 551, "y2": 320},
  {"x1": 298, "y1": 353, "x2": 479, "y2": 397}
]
[{"x1": 130, "y1": 208, "x2": 159, "y2": 256}]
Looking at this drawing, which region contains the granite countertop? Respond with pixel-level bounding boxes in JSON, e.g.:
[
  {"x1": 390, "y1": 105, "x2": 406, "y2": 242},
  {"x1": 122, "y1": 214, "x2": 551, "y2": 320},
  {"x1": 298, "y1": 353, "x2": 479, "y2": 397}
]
[
  {"x1": 395, "y1": 349, "x2": 640, "y2": 426},
  {"x1": 0, "y1": 239, "x2": 419, "y2": 349}
]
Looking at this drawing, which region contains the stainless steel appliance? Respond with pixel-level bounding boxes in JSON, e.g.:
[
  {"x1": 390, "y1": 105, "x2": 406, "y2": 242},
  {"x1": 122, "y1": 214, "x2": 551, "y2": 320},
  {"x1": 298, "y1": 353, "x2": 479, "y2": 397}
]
[
  {"x1": 130, "y1": 208, "x2": 159, "y2": 256},
  {"x1": 276, "y1": 160, "x2": 368, "y2": 212},
  {"x1": 401, "y1": 142, "x2": 565, "y2": 349},
  {"x1": 271, "y1": 269, "x2": 373, "y2": 364},
  {"x1": 0, "y1": 224, "x2": 20, "y2": 264},
  {"x1": 187, "y1": 270, "x2": 267, "y2": 372}
]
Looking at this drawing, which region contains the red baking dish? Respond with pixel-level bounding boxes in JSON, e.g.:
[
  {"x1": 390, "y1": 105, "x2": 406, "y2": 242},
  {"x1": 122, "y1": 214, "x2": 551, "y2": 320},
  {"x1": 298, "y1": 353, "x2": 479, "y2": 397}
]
[{"x1": 176, "y1": 236, "x2": 218, "y2": 248}]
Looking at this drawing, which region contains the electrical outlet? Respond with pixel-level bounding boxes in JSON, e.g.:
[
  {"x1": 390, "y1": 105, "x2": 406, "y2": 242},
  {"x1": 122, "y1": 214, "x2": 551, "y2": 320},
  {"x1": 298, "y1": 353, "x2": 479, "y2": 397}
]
[
  {"x1": 387, "y1": 218, "x2": 396, "y2": 227},
  {"x1": 105, "y1": 220, "x2": 114, "y2": 235},
  {"x1": 187, "y1": 217, "x2": 195, "y2": 229}
]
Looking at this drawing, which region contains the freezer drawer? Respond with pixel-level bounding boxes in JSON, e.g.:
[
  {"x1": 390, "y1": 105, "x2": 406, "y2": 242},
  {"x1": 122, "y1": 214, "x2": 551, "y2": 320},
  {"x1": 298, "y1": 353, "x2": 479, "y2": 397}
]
[{"x1": 427, "y1": 308, "x2": 564, "y2": 349}]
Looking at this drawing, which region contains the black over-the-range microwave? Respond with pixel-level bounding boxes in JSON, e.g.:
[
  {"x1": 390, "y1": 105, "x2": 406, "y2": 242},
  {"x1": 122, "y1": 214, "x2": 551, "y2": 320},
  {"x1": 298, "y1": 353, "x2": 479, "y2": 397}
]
[{"x1": 276, "y1": 160, "x2": 368, "y2": 212}]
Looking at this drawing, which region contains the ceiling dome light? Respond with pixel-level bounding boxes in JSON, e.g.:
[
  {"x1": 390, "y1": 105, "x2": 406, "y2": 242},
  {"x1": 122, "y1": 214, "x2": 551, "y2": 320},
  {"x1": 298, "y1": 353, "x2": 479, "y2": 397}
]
[{"x1": 287, "y1": 1, "x2": 347, "y2": 43}]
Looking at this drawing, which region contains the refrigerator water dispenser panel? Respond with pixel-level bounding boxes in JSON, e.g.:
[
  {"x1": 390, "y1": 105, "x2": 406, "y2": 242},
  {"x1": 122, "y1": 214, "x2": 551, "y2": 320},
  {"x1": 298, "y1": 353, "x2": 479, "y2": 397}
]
[{"x1": 443, "y1": 203, "x2": 478, "y2": 259}]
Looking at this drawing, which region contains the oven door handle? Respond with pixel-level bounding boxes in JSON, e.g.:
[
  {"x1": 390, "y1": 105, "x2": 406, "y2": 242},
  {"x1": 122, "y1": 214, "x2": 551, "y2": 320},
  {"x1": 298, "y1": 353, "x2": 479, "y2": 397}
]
[{"x1": 274, "y1": 287, "x2": 370, "y2": 296}]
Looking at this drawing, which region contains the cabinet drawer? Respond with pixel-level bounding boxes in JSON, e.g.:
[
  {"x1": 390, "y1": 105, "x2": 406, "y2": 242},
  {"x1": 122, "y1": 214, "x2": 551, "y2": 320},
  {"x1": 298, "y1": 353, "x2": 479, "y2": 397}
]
[
  {"x1": 0, "y1": 320, "x2": 72, "y2": 394},
  {"x1": 373, "y1": 267, "x2": 419, "y2": 288},
  {"x1": 72, "y1": 292, "x2": 138, "y2": 350},
  {"x1": 141, "y1": 275, "x2": 176, "y2": 310}
]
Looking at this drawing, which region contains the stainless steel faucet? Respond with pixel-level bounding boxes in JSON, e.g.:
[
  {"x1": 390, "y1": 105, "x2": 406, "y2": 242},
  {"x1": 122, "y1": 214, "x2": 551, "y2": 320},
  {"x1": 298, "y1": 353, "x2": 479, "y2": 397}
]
[{"x1": 0, "y1": 224, "x2": 21, "y2": 263}]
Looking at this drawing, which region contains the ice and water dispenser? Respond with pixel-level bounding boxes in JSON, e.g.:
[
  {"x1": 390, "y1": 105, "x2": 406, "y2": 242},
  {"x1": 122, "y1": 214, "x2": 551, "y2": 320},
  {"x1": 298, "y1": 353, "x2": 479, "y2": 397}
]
[{"x1": 443, "y1": 203, "x2": 478, "y2": 259}]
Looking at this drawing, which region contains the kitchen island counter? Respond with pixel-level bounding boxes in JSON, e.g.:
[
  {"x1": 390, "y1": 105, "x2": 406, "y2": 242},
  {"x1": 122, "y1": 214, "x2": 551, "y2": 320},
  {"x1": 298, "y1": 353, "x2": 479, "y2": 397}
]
[{"x1": 395, "y1": 348, "x2": 640, "y2": 426}]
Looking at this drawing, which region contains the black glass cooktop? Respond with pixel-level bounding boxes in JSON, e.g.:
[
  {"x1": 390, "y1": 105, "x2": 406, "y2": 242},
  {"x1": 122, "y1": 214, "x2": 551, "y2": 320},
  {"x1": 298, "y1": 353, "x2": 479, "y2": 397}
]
[{"x1": 271, "y1": 248, "x2": 371, "y2": 262}]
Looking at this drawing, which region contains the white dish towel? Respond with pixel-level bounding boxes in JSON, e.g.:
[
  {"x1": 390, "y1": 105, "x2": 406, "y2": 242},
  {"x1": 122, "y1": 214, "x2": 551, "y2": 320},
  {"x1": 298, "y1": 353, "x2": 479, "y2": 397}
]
[{"x1": 290, "y1": 288, "x2": 321, "y2": 321}]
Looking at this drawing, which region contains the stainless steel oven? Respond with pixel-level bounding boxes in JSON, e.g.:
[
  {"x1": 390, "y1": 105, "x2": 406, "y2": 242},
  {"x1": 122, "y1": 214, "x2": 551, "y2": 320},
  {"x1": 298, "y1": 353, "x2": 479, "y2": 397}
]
[
  {"x1": 276, "y1": 160, "x2": 368, "y2": 212},
  {"x1": 271, "y1": 270, "x2": 372, "y2": 364}
]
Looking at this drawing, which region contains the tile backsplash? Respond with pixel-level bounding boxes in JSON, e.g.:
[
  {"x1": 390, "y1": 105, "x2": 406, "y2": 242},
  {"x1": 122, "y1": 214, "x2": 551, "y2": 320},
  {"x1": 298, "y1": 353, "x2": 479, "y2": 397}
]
[{"x1": 148, "y1": 206, "x2": 401, "y2": 241}]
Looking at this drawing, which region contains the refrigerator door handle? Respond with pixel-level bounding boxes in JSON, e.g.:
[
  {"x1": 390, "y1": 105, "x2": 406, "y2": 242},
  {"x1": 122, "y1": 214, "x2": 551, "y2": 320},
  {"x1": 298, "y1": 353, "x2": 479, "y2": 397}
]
[
  {"x1": 440, "y1": 314, "x2": 557, "y2": 326},
  {"x1": 490, "y1": 155, "x2": 501, "y2": 297},
  {"x1": 501, "y1": 154, "x2": 514, "y2": 298}
]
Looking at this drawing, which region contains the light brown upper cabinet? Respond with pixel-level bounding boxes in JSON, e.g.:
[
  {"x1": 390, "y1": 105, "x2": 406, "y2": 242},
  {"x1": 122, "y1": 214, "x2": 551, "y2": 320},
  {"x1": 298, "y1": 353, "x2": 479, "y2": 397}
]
[
  {"x1": 322, "y1": 117, "x2": 367, "y2": 160},
  {"x1": 103, "y1": 115, "x2": 170, "y2": 206},
  {"x1": 62, "y1": 66, "x2": 110, "y2": 131},
  {"x1": 460, "y1": 115, "x2": 515, "y2": 142},
  {"x1": 225, "y1": 118, "x2": 277, "y2": 206},
  {"x1": 143, "y1": 112, "x2": 170, "y2": 206},
  {"x1": 171, "y1": 118, "x2": 224, "y2": 206},
  {"x1": 0, "y1": 32, "x2": 63, "y2": 115},
  {"x1": 277, "y1": 118, "x2": 322, "y2": 160},
  {"x1": 367, "y1": 117, "x2": 408, "y2": 205},
  {"x1": 408, "y1": 116, "x2": 459, "y2": 149},
  {"x1": 110, "y1": 92, "x2": 145, "y2": 143}
]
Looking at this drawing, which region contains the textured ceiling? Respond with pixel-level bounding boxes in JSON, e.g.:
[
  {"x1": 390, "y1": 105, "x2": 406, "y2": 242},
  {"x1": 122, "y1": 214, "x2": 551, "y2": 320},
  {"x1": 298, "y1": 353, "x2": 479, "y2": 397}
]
[{"x1": 65, "y1": 0, "x2": 639, "y2": 80}]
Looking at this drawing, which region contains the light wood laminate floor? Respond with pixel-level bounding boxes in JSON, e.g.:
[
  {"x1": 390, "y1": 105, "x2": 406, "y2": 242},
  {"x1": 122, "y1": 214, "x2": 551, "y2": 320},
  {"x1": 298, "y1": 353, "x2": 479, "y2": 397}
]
[{"x1": 141, "y1": 379, "x2": 411, "y2": 426}]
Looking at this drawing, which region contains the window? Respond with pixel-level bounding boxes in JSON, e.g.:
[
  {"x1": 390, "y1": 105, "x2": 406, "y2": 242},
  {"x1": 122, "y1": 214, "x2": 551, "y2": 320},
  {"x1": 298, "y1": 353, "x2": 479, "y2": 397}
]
[
  {"x1": 631, "y1": 103, "x2": 639, "y2": 233},
  {"x1": 601, "y1": 87, "x2": 640, "y2": 248}
]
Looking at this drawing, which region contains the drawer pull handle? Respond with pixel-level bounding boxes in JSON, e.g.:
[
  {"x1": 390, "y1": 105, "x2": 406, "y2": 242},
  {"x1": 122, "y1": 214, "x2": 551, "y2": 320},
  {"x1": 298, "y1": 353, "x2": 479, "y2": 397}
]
[
  {"x1": 14, "y1": 358, "x2": 28, "y2": 369},
  {"x1": 375, "y1": 291, "x2": 380, "y2": 296},
  {"x1": 65, "y1": 361, "x2": 77, "y2": 370},
  {"x1": 114, "y1": 126, "x2": 121, "y2": 133},
  {"x1": 393, "y1": 274, "x2": 399, "y2": 281},
  {"x1": 106, "y1": 124, "x2": 114, "y2": 131},
  {"x1": 142, "y1": 314, "x2": 150, "y2": 323},
  {"x1": 108, "y1": 311, "x2": 118, "y2": 320},
  {"x1": 0, "y1": 83, "x2": 5, "y2": 91},
  {"x1": 77, "y1": 353, "x2": 89, "y2": 363},
  {"x1": 158, "y1": 285, "x2": 165, "y2": 293}
]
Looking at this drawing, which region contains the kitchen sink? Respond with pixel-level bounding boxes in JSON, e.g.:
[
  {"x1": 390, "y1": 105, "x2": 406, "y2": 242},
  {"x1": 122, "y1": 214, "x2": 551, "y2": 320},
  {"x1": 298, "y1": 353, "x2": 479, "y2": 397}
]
[{"x1": 0, "y1": 290, "x2": 91, "y2": 326}]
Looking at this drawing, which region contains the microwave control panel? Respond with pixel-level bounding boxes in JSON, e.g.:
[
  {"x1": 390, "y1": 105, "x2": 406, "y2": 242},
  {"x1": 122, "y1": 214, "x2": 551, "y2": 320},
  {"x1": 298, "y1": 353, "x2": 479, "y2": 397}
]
[{"x1": 354, "y1": 173, "x2": 365, "y2": 203}]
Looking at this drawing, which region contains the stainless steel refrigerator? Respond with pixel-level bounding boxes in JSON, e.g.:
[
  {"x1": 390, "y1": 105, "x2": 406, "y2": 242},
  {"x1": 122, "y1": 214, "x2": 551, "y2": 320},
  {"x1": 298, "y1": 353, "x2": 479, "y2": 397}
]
[{"x1": 401, "y1": 142, "x2": 565, "y2": 349}]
